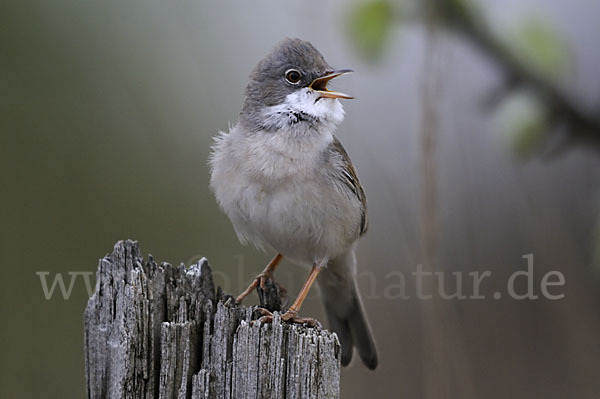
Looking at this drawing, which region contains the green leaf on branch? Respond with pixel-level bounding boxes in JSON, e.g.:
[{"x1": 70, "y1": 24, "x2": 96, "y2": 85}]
[
  {"x1": 496, "y1": 90, "x2": 549, "y2": 157},
  {"x1": 349, "y1": 0, "x2": 395, "y2": 60},
  {"x1": 505, "y1": 16, "x2": 570, "y2": 80}
]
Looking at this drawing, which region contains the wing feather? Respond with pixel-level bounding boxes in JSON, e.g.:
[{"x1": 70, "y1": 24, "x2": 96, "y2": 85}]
[{"x1": 329, "y1": 136, "x2": 368, "y2": 236}]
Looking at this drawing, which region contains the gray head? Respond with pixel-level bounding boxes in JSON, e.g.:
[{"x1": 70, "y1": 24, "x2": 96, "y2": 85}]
[{"x1": 240, "y1": 38, "x2": 353, "y2": 132}]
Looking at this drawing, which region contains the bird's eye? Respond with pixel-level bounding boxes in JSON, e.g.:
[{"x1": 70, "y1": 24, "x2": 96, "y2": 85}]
[{"x1": 285, "y1": 69, "x2": 302, "y2": 84}]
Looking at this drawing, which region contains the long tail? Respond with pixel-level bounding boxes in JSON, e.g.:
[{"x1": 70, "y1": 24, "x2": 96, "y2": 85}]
[{"x1": 317, "y1": 250, "x2": 378, "y2": 370}]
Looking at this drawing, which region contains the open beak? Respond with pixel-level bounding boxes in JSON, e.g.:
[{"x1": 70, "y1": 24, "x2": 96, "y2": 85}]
[{"x1": 309, "y1": 69, "x2": 354, "y2": 100}]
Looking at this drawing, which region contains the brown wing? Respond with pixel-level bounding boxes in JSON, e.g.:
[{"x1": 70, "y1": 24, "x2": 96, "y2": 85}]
[{"x1": 330, "y1": 136, "x2": 368, "y2": 236}]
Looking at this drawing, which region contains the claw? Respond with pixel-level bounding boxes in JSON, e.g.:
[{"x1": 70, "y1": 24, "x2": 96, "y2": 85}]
[
  {"x1": 253, "y1": 307, "x2": 321, "y2": 328},
  {"x1": 250, "y1": 307, "x2": 273, "y2": 325},
  {"x1": 257, "y1": 314, "x2": 273, "y2": 323},
  {"x1": 281, "y1": 310, "x2": 321, "y2": 328},
  {"x1": 255, "y1": 307, "x2": 272, "y2": 316}
]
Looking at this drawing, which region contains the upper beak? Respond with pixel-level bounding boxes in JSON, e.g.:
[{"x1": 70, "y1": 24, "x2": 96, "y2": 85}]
[{"x1": 309, "y1": 69, "x2": 354, "y2": 99}]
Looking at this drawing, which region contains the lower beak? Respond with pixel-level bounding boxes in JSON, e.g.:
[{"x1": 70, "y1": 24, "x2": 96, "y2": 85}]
[{"x1": 309, "y1": 69, "x2": 354, "y2": 100}]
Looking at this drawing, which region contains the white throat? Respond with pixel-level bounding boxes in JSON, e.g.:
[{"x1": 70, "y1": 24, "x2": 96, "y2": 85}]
[{"x1": 261, "y1": 88, "x2": 345, "y2": 135}]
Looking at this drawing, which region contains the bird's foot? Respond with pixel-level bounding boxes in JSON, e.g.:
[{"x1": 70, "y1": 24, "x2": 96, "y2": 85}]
[
  {"x1": 236, "y1": 271, "x2": 287, "y2": 304},
  {"x1": 254, "y1": 307, "x2": 321, "y2": 328}
]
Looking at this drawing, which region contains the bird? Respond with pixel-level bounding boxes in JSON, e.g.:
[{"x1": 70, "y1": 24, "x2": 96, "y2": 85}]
[{"x1": 209, "y1": 38, "x2": 377, "y2": 370}]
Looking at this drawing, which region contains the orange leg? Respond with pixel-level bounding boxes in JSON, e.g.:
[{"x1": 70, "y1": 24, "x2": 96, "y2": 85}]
[
  {"x1": 257, "y1": 262, "x2": 324, "y2": 326},
  {"x1": 283, "y1": 264, "x2": 322, "y2": 318},
  {"x1": 236, "y1": 253, "x2": 283, "y2": 303}
]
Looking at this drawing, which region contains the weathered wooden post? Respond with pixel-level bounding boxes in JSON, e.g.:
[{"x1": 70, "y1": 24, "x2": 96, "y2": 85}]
[{"x1": 84, "y1": 240, "x2": 341, "y2": 399}]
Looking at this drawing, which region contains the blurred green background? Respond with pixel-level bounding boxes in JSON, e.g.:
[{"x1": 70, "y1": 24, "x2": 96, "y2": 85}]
[{"x1": 2, "y1": 0, "x2": 600, "y2": 398}]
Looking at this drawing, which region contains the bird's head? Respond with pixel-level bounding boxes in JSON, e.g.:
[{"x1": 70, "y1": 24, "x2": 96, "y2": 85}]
[{"x1": 241, "y1": 38, "x2": 353, "y2": 133}]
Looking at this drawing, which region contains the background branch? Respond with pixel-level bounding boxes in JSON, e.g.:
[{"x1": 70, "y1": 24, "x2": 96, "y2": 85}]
[{"x1": 439, "y1": 0, "x2": 600, "y2": 150}]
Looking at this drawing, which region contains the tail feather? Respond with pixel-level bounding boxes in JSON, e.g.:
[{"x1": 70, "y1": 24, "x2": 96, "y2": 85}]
[
  {"x1": 347, "y1": 294, "x2": 378, "y2": 369},
  {"x1": 324, "y1": 307, "x2": 354, "y2": 366},
  {"x1": 318, "y1": 253, "x2": 378, "y2": 370}
]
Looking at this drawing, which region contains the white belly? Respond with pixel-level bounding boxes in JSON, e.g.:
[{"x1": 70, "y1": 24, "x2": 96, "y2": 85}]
[
  {"x1": 231, "y1": 178, "x2": 352, "y2": 266},
  {"x1": 209, "y1": 125, "x2": 361, "y2": 267}
]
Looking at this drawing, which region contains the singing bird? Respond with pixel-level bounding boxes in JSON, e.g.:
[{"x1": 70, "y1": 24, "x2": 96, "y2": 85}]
[{"x1": 209, "y1": 38, "x2": 377, "y2": 369}]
